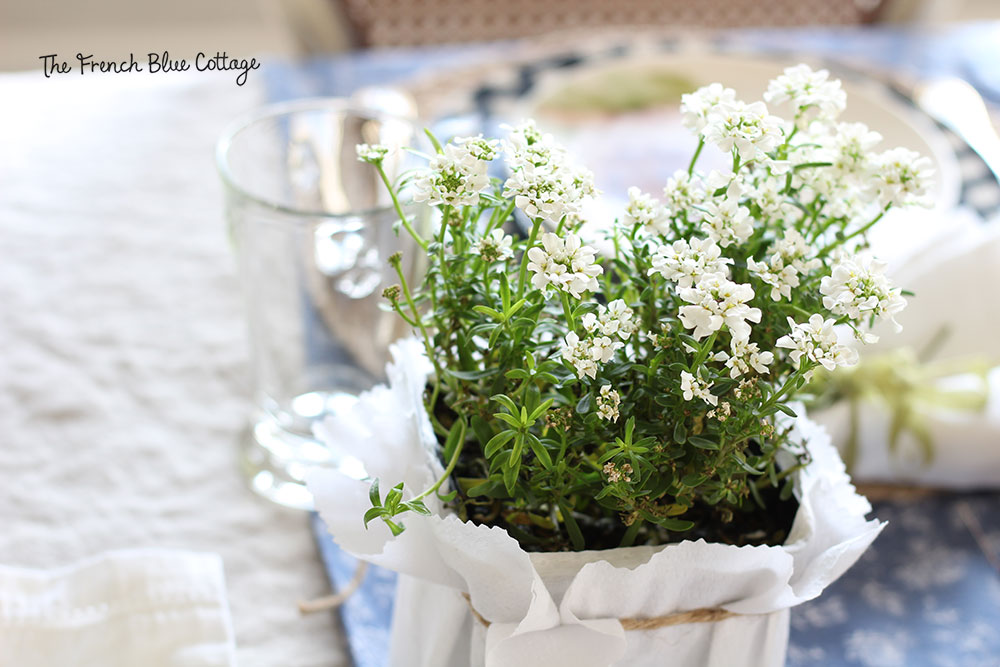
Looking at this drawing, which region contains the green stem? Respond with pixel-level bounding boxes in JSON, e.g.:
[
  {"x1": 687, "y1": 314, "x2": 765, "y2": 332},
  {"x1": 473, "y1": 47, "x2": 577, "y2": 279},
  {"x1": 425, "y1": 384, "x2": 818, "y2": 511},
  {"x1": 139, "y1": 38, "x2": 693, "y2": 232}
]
[
  {"x1": 688, "y1": 137, "x2": 705, "y2": 176},
  {"x1": 517, "y1": 218, "x2": 543, "y2": 301},
  {"x1": 411, "y1": 420, "x2": 466, "y2": 502},
  {"x1": 376, "y1": 165, "x2": 427, "y2": 251},
  {"x1": 818, "y1": 206, "x2": 889, "y2": 258}
]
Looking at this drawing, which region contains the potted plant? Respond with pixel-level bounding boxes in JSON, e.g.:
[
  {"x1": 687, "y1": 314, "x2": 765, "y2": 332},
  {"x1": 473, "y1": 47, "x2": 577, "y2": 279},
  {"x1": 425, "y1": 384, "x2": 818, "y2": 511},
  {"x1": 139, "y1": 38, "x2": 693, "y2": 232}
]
[{"x1": 309, "y1": 64, "x2": 931, "y2": 667}]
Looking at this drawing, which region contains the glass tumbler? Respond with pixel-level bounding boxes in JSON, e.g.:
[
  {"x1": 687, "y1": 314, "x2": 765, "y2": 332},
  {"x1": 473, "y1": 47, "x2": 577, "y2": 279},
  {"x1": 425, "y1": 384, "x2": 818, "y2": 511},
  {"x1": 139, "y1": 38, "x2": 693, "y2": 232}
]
[{"x1": 217, "y1": 99, "x2": 427, "y2": 509}]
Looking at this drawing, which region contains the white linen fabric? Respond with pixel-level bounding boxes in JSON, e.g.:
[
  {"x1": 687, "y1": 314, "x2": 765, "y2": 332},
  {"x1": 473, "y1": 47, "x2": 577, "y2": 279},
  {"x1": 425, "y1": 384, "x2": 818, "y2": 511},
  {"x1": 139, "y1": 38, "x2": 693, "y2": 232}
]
[
  {"x1": 814, "y1": 209, "x2": 1000, "y2": 487},
  {"x1": 308, "y1": 342, "x2": 884, "y2": 667},
  {"x1": 0, "y1": 550, "x2": 234, "y2": 666},
  {"x1": 0, "y1": 72, "x2": 348, "y2": 665}
]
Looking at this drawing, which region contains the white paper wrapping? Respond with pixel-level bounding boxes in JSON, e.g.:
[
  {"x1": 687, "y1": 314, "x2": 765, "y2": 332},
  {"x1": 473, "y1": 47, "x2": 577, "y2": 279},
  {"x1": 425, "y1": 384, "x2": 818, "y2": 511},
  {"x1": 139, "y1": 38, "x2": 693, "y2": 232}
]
[
  {"x1": 308, "y1": 340, "x2": 884, "y2": 667},
  {"x1": 813, "y1": 212, "x2": 1000, "y2": 488}
]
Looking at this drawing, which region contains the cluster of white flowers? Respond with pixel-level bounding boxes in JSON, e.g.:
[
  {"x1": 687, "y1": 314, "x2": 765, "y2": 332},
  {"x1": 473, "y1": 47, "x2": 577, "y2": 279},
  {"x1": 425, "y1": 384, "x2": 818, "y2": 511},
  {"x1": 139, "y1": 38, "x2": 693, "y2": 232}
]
[
  {"x1": 596, "y1": 385, "x2": 621, "y2": 422},
  {"x1": 700, "y1": 197, "x2": 755, "y2": 248},
  {"x1": 581, "y1": 299, "x2": 638, "y2": 339},
  {"x1": 872, "y1": 147, "x2": 935, "y2": 209},
  {"x1": 648, "y1": 237, "x2": 732, "y2": 288},
  {"x1": 764, "y1": 64, "x2": 846, "y2": 127},
  {"x1": 624, "y1": 187, "x2": 669, "y2": 235},
  {"x1": 715, "y1": 338, "x2": 774, "y2": 379},
  {"x1": 355, "y1": 143, "x2": 389, "y2": 163},
  {"x1": 413, "y1": 135, "x2": 498, "y2": 207},
  {"x1": 702, "y1": 99, "x2": 784, "y2": 163},
  {"x1": 502, "y1": 120, "x2": 597, "y2": 224},
  {"x1": 680, "y1": 371, "x2": 718, "y2": 407},
  {"x1": 561, "y1": 331, "x2": 621, "y2": 380},
  {"x1": 776, "y1": 314, "x2": 859, "y2": 374},
  {"x1": 680, "y1": 83, "x2": 737, "y2": 133},
  {"x1": 820, "y1": 254, "x2": 906, "y2": 333},
  {"x1": 747, "y1": 176, "x2": 799, "y2": 222},
  {"x1": 527, "y1": 232, "x2": 602, "y2": 299},
  {"x1": 560, "y1": 299, "x2": 635, "y2": 379},
  {"x1": 707, "y1": 401, "x2": 732, "y2": 422},
  {"x1": 662, "y1": 170, "x2": 705, "y2": 219},
  {"x1": 678, "y1": 273, "x2": 761, "y2": 341},
  {"x1": 747, "y1": 229, "x2": 820, "y2": 301},
  {"x1": 474, "y1": 228, "x2": 513, "y2": 263}
]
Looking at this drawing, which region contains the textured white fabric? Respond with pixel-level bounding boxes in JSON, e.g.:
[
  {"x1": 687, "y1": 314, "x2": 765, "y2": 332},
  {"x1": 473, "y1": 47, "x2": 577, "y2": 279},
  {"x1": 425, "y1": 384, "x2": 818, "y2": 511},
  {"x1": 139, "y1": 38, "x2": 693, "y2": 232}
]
[
  {"x1": 0, "y1": 72, "x2": 347, "y2": 665},
  {"x1": 0, "y1": 550, "x2": 235, "y2": 666}
]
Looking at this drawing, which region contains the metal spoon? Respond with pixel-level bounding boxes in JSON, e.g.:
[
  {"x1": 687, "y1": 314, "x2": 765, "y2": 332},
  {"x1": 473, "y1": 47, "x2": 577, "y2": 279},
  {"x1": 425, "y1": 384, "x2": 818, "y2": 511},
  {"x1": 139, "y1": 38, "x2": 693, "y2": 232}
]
[{"x1": 914, "y1": 77, "x2": 1000, "y2": 184}]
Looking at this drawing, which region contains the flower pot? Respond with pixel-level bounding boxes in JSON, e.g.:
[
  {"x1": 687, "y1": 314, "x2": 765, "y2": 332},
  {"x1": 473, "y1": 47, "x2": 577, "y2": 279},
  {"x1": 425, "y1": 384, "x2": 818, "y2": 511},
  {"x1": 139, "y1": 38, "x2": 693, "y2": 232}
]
[{"x1": 308, "y1": 340, "x2": 884, "y2": 667}]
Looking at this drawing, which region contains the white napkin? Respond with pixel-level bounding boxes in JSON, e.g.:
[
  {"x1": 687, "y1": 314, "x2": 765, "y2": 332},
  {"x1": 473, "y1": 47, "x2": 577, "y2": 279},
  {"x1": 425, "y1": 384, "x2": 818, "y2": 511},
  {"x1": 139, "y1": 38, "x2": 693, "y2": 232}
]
[
  {"x1": 812, "y1": 207, "x2": 1000, "y2": 487},
  {"x1": 0, "y1": 550, "x2": 236, "y2": 667}
]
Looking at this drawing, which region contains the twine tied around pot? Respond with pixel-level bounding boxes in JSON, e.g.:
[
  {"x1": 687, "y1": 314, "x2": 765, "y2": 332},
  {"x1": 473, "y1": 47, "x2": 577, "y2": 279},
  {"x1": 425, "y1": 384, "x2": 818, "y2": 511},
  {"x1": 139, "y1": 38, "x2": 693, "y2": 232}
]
[
  {"x1": 461, "y1": 593, "x2": 740, "y2": 630},
  {"x1": 299, "y1": 561, "x2": 742, "y2": 628}
]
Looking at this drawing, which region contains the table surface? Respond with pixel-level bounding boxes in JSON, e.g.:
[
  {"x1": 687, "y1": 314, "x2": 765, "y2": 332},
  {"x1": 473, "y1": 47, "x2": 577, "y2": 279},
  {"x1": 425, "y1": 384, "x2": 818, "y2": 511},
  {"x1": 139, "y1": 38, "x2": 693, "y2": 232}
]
[{"x1": 2, "y1": 21, "x2": 999, "y2": 667}]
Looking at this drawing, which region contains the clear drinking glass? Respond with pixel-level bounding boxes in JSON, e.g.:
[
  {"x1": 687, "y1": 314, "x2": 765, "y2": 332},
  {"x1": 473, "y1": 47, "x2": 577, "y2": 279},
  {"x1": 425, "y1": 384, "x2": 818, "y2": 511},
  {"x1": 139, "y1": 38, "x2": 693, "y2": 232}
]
[{"x1": 217, "y1": 99, "x2": 427, "y2": 509}]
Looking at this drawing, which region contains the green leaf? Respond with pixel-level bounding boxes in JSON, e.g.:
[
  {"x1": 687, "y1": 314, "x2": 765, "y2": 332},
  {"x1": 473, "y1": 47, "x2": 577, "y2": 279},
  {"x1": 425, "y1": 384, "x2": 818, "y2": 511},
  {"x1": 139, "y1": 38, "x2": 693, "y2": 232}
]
[
  {"x1": 651, "y1": 516, "x2": 695, "y2": 532},
  {"x1": 442, "y1": 416, "x2": 467, "y2": 461},
  {"x1": 368, "y1": 478, "x2": 381, "y2": 508},
  {"x1": 473, "y1": 305, "x2": 504, "y2": 321},
  {"x1": 528, "y1": 398, "x2": 555, "y2": 423},
  {"x1": 494, "y1": 412, "x2": 522, "y2": 429},
  {"x1": 559, "y1": 502, "x2": 585, "y2": 551},
  {"x1": 502, "y1": 463, "x2": 519, "y2": 495},
  {"x1": 773, "y1": 403, "x2": 798, "y2": 418},
  {"x1": 506, "y1": 298, "x2": 526, "y2": 319},
  {"x1": 446, "y1": 368, "x2": 499, "y2": 381},
  {"x1": 505, "y1": 369, "x2": 530, "y2": 380},
  {"x1": 576, "y1": 392, "x2": 593, "y2": 414},
  {"x1": 526, "y1": 433, "x2": 552, "y2": 468},
  {"x1": 491, "y1": 394, "x2": 519, "y2": 414},
  {"x1": 688, "y1": 436, "x2": 719, "y2": 451},
  {"x1": 484, "y1": 430, "x2": 516, "y2": 458},
  {"x1": 402, "y1": 499, "x2": 431, "y2": 516},
  {"x1": 363, "y1": 506, "x2": 384, "y2": 527},
  {"x1": 673, "y1": 421, "x2": 687, "y2": 444},
  {"x1": 436, "y1": 489, "x2": 458, "y2": 503}
]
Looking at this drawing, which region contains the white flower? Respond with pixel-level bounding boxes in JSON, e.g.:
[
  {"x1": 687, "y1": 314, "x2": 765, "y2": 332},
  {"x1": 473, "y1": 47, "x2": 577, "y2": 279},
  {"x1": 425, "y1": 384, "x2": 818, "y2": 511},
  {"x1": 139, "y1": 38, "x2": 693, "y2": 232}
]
[
  {"x1": 747, "y1": 229, "x2": 820, "y2": 301},
  {"x1": 624, "y1": 186, "x2": 670, "y2": 235},
  {"x1": 662, "y1": 169, "x2": 705, "y2": 219},
  {"x1": 581, "y1": 299, "x2": 638, "y2": 340},
  {"x1": 560, "y1": 332, "x2": 597, "y2": 380},
  {"x1": 718, "y1": 338, "x2": 774, "y2": 379},
  {"x1": 748, "y1": 256, "x2": 799, "y2": 301},
  {"x1": 701, "y1": 197, "x2": 755, "y2": 248},
  {"x1": 648, "y1": 237, "x2": 732, "y2": 288},
  {"x1": 707, "y1": 401, "x2": 732, "y2": 422},
  {"x1": 680, "y1": 371, "x2": 718, "y2": 407},
  {"x1": 678, "y1": 273, "x2": 762, "y2": 341},
  {"x1": 764, "y1": 64, "x2": 846, "y2": 127},
  {"x1": 502, "y1": 120, "x2": 597, "y2": 224},
  {"x1": 356, "y1": 143, "x2": 388, "y2": 163},
  {"x1": 527, "y1": 232, "x2": 602, "y2": 299},
  {"x1": 872, "y1": 147, "x2": 934, "y2": 208},
  {"x1": 747, "y1": 176, "x2": 799, "y2": 222},
  {"x1": 681, "y1": 83, "x2": 737, "y2": 133},
  {"x1": 474, "y1": 229, "x2": 513, "y2": 263},
  {"x1": 589, "y1": 336, "x2": 622, "y2": 363},
  {"x1": 820, "y1": 254, "x2": 906, "y2": 331},
  {"x1": 560, "y1": 331, "x2": 620, "y2": 379},
  {"x1": 829, "y1": 122, "x2": 883, "y2": 181},
  {"x1": 702, "y1": 99, "x2": 784, "y2": 163},
  {"x1": 597, "y1": 385, "x2": 621, "y2": 422},
  {"x1": 413, "y1": 137, "x2": 494, "y2": 207},
  {"x1": 776, "y1": 314, "x2": 859, "y2": 373}
]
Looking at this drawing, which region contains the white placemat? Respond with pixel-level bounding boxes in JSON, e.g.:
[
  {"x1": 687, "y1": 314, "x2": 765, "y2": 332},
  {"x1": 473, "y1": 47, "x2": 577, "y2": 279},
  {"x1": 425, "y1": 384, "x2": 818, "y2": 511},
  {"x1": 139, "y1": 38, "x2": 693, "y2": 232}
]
[{"x1": 0, "y1": 70, "x2": 347, "y2": 666}]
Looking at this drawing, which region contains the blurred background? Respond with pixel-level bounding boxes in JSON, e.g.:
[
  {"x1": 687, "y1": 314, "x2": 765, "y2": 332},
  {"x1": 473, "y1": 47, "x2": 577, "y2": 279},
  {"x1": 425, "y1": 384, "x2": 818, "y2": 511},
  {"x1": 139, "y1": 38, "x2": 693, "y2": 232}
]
[{"x1": 2, "y1": 0, "x2": 1000, "y2": 71}]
